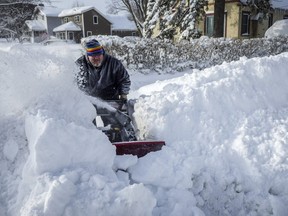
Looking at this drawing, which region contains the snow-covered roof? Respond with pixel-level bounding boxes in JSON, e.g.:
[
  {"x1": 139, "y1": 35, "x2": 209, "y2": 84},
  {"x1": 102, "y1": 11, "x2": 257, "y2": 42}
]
[
  {"x1": 58, "y1": 6, "x2": 104, "y2": 18},
  {"x1": 25, "y1": 20, "x2": 46, "y2": 31},
  {"x1": 40, "y1": 7, "x2": 63, "y2": 17},
  {"x1": 53, "y1": 21, "x2": 81, "y2": 32},
  {"x1": 106, "y1": 14, "x2": 137, "y2": 31}
]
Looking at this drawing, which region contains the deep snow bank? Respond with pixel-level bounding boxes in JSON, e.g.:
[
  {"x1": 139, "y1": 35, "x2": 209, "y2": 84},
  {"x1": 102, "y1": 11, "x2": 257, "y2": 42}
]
[
  {"x1": 0, "y1": 43, "x2": 159, "y2": 216},
  {"x1": 1, "y1": 40, "x2": 288, "y2": 216},
  {"x1": 132, "y1": 53, "x2": 288, "y2": 215}
]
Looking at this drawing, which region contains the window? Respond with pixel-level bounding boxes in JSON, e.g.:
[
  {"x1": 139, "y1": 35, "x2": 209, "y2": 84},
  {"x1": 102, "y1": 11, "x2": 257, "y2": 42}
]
[
  {"x1": 93, "y1": 16, "x2": 98, "y2": 24},
  {"x1": 64, "y1": 17, "x2": 68, "y2": 23},
  {"x1": 57, "y1": 32, "x2": 65, "y2": 40},
  {"x1": 205, "y1": 15, "x2": 214, "y2": 37},
  {"x1": 60, "y1": 32, "x2": 65, "y2": 40},
  {"x1": 74, "y1": 15, "x2": 80, "y2": 23},
  {"x1": 87, "y1": 31, "x2": 92, "y2": 36},
  {"x1": 205, "y1": 13, "x2": 227, "y2": 37},
  {"x1": 241, "y1": 12, "x2": 250, "y2": 35}
]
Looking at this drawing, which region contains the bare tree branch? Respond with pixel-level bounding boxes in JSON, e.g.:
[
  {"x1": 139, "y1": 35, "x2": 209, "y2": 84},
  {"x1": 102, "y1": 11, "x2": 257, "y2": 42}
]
[{"x1": 0, "y1": 0, "x2": 50, "y2": 41}]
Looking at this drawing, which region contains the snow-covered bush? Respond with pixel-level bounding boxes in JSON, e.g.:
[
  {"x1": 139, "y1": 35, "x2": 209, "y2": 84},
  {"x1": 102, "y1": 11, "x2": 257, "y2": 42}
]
[{"x1": 97, "y1": 35, "x2": 288, "y2": 73}]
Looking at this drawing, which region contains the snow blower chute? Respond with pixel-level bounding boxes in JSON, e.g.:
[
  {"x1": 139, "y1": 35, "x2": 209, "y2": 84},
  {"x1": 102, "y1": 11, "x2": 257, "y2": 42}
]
[{"x1": 94, "y1": 100, "x2": 165, "y2": 157}]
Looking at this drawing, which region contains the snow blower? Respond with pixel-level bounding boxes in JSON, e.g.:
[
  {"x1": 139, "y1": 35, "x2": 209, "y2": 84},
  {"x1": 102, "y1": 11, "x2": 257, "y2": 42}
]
[{"x1": 94, "y1": 100, "x2": 165, "y2": 157}]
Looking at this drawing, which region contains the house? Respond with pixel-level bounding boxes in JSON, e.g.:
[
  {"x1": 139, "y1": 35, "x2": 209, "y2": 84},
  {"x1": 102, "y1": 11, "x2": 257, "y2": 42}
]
[
  {"x1": 23, "y1": 5, "x2": 139, "y2": 43},
  {"x1": 34, "y1": 5, "x2": 63, "y2": 37},
  {"x1": 53, "y1": 21, "x2": 82, "y2": 42},
  {"x1": 197, "y1": 0, "x2": 288, "y2": 39},
  {"x1": 106, "y1": 14, "x2": 139, "y2": 37},
  {"x1": 54, "y1": 6, "x2": 112, "y2": 43},
  {"x1": 24, "y1": 20, "x2": 47, "y2": 43},
  {"x1": 23, "y1": 5, "x2": 62, "y2": 43}
]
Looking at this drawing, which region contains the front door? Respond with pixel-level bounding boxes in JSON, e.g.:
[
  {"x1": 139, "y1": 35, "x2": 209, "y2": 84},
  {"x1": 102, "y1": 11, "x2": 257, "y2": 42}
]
[{"x1": 68, "y1": 32, "x2": 74, "y2": 41}]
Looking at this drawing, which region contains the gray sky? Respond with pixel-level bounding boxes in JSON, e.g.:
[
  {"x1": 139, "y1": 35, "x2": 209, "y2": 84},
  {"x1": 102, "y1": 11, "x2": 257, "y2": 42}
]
[
  {"x1": 49, "y1": 0, "x2": 112, "y2": 13},
  {"x1": 272, "y1": 0, "x2": 288, "y2": 9}
]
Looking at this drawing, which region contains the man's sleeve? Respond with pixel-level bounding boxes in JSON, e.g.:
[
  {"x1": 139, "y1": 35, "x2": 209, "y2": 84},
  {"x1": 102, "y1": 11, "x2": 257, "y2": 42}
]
[
  {"x1": 116, "y1": 62, "x2": 131, "y2": 95},
  {"x1": 75, "y1": 56, "x2": 89, "y2": 92}
]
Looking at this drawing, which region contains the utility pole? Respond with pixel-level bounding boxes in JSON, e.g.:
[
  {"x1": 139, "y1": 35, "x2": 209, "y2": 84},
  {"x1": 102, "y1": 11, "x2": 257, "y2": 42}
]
[{"x1": 213, "y1": 0, "x2": 225, "y2": 37}]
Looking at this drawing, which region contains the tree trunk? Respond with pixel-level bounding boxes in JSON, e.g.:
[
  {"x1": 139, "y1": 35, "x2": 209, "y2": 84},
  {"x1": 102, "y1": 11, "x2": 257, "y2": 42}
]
[{"x1": 213, "y1": 0, "x2": 225, "y2": 37}]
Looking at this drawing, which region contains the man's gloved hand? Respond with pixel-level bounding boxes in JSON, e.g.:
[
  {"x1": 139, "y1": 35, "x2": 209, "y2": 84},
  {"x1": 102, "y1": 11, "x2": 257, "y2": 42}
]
[{"x1": 119, "y1": 94, "x2": 128, "y2": 101}]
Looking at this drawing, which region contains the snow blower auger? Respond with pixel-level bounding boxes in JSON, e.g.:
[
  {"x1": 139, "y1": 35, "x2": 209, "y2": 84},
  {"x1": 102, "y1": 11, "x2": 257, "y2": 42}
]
[{"x1": 94, "y1": 99, "x2": 165, "y2": 157}]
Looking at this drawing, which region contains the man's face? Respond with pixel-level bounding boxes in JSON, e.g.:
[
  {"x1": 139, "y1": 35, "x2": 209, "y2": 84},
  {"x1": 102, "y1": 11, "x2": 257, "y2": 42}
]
[{"x1": 88, "y1": 54, "x2": 104, "y2": 67}]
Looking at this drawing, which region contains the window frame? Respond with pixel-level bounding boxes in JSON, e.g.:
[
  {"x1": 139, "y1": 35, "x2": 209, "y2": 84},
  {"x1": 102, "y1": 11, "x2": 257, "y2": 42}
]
[
  {"x1": 205, "y1": 14, "x2": 214, "y2": 37},
  {"x1": 74, "y1": 15, "x2": 80, "y2": 23},
  {"x1": 241, "y1": 12, "x2": 250, "y2": 36},
  {"x1": 93, "y1": 15, "x2": 98, "y2": 24},
  {"x1": 57, "y1": 32, "x2": 66, "y2": 40}
]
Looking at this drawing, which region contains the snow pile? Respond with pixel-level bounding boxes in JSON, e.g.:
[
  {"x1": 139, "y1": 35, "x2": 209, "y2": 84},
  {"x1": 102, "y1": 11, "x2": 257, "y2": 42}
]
[
  {"x1": 0, "y1": 40, "x2": 288, "y2": 216},
  {"x1": 133, "y1": 54, "x2": 288, "y2": 215},
  {"x1": 265, "y1": 19, "x2": 288, "y2": 38}
]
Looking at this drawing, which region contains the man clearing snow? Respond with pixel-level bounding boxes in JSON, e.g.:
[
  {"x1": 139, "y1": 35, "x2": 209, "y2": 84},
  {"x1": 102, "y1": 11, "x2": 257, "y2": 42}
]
[
  {"x1": 75, "y1": 37, "x2": 131, "y2": 101},
  {"x1": 74, "y1": 36, "x2": 165, "y2": 156},
  {"x1": 74, "y1": 36, "x2": 136, "y2": 142},
  {"x1": 75, "y1": 36, "x2": 132, "y2": 128}
]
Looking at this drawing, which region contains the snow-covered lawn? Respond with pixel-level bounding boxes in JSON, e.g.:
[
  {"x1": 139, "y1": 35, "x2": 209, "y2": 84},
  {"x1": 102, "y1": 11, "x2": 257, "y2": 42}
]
[{"x1": 1, "y1": 40, "x2": 288, "y2": 216}]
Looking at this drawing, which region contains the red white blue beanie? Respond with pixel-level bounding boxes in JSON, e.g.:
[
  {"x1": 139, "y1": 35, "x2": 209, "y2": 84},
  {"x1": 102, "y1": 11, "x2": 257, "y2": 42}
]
[{"x1": 85, "y1": 39, "x2": 104, "y2": 56}]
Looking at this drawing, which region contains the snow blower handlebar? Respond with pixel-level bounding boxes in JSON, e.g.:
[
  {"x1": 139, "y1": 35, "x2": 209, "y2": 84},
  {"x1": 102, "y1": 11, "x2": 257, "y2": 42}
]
[
  {"x1": 94, "y1": 99, "x2": 137, "y2": 142},
  {"x1": 93, "y1": 99, "x2": 165, "y2": 157}
]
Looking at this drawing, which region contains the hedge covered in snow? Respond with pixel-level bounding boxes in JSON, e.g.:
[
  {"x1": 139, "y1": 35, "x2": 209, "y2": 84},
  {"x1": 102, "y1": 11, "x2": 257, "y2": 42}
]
[{"x1": 97, "y1": 35, "x2": 288, "y2": 73}]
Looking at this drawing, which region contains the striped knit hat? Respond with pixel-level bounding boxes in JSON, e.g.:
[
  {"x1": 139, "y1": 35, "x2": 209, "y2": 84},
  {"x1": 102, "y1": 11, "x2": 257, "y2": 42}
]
[{"x1": 85, "y1": 39, "x2": 104, "y2": 56}]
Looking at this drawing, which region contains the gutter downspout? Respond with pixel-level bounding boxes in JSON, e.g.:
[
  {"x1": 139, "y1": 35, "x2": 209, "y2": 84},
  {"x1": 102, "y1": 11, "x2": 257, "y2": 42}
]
[
  {"x1": 31, "y1": 31, "x2": 34, "y2": 43},
  {"x1": 82, "y1": 13, "x2": 85, "y2": 37}
]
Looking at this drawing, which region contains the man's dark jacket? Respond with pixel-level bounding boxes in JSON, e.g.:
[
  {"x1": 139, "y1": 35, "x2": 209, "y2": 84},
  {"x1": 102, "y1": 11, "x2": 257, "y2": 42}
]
[{"x1": 76, "y1": 54, "x2": 131, "y2": 100}]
